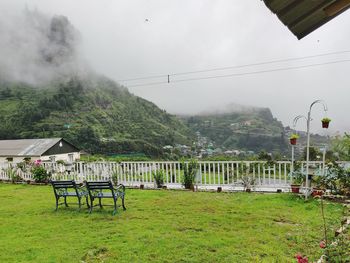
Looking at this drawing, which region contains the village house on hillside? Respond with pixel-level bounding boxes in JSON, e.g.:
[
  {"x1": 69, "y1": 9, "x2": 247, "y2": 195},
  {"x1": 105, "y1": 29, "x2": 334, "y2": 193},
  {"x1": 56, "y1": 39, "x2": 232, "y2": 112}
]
[{"x1": 0, "y1": 138, "x2": 80, "y2": 163}]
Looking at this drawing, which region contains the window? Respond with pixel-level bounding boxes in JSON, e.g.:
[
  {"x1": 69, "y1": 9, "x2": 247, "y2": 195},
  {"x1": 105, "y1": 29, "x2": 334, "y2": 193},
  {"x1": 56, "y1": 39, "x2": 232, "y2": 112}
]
[
  {"x1": 68, "y1": 154, "x2": 74, "y2": 163},
  {"x1": 49, "y1": 156, "x2": 56, "y2": 162},
  {"x1": 6, "y1": 157, "x2": 13, "y2": 162}
]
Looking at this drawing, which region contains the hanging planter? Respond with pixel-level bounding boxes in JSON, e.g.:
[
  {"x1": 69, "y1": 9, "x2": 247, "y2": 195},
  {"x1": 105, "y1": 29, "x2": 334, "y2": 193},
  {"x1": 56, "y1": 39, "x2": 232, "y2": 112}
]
[
  {"x1": 321, "y1": 117, "x2": 331, "y2": 129},
  {"x1": 289, "y1": 134, "x2": 299, "y2": 145}
]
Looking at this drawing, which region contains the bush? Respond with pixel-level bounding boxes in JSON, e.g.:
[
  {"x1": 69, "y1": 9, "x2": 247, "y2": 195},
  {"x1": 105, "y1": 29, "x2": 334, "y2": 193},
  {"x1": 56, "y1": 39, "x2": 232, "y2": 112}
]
[
  {"x1": 31, "y1": 165, "x2": 50, "y2": 183},
  {"x1": 153, "y1": 170, "x2": 164, "y2": 188},
  {"x1": 182, "y1": 159, "x2": 198, "y2": 189}
]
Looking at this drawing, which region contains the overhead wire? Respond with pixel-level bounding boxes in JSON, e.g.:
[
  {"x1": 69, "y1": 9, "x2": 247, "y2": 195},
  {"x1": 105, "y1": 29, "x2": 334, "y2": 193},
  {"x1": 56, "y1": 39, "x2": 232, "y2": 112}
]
[
  {"x1": 125, "y1": 58, "x2": 350, "y2": 88},
  {"x1": 117, "y1": 50, "x2": 350, "y2": 83}
]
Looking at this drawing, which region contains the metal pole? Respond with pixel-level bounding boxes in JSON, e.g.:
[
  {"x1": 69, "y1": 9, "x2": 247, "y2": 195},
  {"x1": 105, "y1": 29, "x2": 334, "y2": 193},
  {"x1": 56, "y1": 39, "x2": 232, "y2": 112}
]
[
  {"x1": 291, "y1": 145, "x2": 294, "y2": 172},
  {"x1": 322, "y1": 145, "x2": 326, "y2": 176},
  {"x1": 306, "y1": 110, "x2": 311, "y2": 199}
]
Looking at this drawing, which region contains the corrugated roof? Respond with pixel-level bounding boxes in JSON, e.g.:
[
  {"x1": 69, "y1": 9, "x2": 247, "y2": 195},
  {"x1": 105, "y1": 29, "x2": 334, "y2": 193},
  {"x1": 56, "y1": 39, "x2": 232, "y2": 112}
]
[
  {"x1": 0, "y1": 138, "x2": 62, "y2": 157},
  {"x1": 263, "y1": 0, "x2": 350, "y2": 39}
]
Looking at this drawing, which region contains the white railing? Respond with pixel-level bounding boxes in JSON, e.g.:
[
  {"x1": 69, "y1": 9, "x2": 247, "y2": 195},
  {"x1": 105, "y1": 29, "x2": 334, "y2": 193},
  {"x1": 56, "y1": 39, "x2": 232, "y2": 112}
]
[{"x1": 1, "y1": 160, "x2": 347, "y2": 192}]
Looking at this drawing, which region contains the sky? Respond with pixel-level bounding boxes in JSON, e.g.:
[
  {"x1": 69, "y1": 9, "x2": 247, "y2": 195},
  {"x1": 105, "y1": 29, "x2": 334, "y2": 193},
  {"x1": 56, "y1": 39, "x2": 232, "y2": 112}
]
[{"x1": 1, "y1": 0, "x2": 350, "y2": 135}]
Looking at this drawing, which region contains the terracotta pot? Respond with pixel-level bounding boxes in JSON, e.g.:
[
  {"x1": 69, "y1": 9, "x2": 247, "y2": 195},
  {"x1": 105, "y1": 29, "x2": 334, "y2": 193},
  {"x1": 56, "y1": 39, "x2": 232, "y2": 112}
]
[
  {"x1": 290, "y1": 138, "x2": 297, "y2": 145},
  {"x1": 312, "y1": 189, "x2": 324, "y2": 197},
  {"x1": 322, "y1": 121, "x2": 329, "y2": 128},
  {"x1": 291, "y1": 184, "x2": 300, "y2": 193}
]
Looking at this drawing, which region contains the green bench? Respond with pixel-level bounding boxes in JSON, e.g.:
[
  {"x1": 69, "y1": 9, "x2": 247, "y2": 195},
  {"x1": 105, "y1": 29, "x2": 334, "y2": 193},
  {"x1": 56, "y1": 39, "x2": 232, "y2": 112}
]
[
  {"x1": 51, "y1": 180, "x2": 90, "y2": 211},
  {"x1": 86, "y1": 181, "x2": 126, "y2": 215}
]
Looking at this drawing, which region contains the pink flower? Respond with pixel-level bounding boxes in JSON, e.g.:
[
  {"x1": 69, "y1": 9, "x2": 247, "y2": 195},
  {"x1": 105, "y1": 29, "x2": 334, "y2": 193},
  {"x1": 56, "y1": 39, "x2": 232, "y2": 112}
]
[
  {"x1": 319, "y1": 240, "x2": 326, "y2": 249},
  {"x1": 34, "y1": 159, "x2": 42, "y2": 166}
]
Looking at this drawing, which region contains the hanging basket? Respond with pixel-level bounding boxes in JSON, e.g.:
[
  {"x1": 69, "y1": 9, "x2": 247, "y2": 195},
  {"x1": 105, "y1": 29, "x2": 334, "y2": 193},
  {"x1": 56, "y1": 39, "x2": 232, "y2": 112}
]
[
  {"x1": 290, "y1": 138, "x2": 297, "y2": 145},
  {"x1": 322, "y1": 120, "x2": 330, "y2": 128},
  {"x1": 321, "y1": 118, "x2": 331, "y2": 129}
]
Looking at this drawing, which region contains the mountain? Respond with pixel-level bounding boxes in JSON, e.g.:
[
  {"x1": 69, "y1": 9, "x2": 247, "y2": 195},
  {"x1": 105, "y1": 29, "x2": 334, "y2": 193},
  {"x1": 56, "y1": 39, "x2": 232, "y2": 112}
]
[
  {"x1": 0, "y1": 77, "x2": 193, "y2": 156},
  {"x1": 0, "y1": 10, "x2": 193, "y2": 157},
  {"x1": 181, "y1": 107, "x2": 288, "y2": 153}
]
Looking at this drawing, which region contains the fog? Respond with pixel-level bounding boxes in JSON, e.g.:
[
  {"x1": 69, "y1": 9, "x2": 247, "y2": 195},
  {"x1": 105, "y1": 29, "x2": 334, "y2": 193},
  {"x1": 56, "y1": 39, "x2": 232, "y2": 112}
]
[{"x1": 1, "y1": 0, "x2": 350, "y2": 134}]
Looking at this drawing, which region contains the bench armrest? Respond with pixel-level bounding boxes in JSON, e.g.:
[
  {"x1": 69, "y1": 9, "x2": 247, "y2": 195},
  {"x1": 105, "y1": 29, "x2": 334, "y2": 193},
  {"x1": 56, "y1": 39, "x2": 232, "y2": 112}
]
[{"x1": 114, "y1": 184, "x2": 125, "y2": 192}]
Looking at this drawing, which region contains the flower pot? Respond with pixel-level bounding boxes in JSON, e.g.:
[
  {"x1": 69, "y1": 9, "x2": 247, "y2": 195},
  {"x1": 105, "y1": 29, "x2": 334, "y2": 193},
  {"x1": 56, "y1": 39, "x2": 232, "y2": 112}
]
[
  {"x1": 140, "y1": 184, "x2": 144, "y2": 190},
  {"x1": 290, "y1": 138, "x2": 297, "y2": 145},
  {"x1": 245, "y1": 188, "x2": 251, "y2": 193},
  {"x1": 322, "y1": 121, "x2": 329, "y2": 128},
  {"x1": 291, "y1": 184, "x2": 300, "y2": 193},
  {"x1": 312, "y1": 189, "x2": 324, "y2": 197},
  {"x1": 217, "y1": 187, "x2": 222, "y2": 193}
]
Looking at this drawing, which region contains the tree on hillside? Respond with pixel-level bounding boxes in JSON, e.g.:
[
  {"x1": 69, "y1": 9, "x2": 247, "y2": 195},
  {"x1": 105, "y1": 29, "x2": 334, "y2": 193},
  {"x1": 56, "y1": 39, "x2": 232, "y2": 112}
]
[{"x1": 331, "y1": 133, "x2": 350, "y2": 161}]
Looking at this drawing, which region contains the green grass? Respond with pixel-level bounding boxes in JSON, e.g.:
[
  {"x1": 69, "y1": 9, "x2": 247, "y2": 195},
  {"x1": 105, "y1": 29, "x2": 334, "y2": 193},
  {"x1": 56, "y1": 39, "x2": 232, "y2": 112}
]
[{"x1": 0, "y1": 183, "x2": 343, "y2": 262}]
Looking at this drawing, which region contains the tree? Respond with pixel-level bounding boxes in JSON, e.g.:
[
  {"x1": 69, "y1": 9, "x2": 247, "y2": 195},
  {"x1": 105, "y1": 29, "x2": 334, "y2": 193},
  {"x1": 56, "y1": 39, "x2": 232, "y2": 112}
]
[{"x1": 331, "y1": 133, "x2": 350, "y2": 160}]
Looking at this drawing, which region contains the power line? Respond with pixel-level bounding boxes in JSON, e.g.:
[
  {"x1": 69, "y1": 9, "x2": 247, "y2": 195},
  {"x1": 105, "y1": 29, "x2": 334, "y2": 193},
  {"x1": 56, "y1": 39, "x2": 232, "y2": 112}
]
[
  {"x1": 118, "y1": 50, "x2": 350, "y2": 82},
  {"x1": 127, "y1": 58, "x2": 350, "y2": 88}
]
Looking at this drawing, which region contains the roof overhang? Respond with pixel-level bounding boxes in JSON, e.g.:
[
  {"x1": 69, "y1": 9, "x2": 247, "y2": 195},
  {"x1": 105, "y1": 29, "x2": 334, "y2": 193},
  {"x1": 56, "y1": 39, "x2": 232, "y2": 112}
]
[{"x1": 263, "y1": 0, "x2": 350, "y2": 39}]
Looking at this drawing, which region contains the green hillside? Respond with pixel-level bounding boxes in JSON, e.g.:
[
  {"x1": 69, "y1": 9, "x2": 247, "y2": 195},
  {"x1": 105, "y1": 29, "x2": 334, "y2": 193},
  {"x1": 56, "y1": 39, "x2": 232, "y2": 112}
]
[
  {"x1": 182, "y1": 108, "x2": 288, "y2": 153},
  {"x1": 0, "y1": 77, "x2": 193, "y2": 156}
]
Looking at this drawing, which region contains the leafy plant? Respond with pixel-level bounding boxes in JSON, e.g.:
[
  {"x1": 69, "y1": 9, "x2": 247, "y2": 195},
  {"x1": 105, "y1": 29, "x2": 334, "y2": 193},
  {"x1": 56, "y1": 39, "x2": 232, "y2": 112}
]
[
  {"x1": 290, "y1": 133, "x2": 300, "y2": 139},
  {"x1": 321, "y1": 117, "x2": 331, "y2": 123},
  {"x1": 111, "y1": 168, "x2": 119, "y2": 186},
  {"x1": 291, "y1": 170, "x2": 304, "y2": 185},
  {"x1": 153, "y1": 170, "x2": 165, "y2": 188},
  {"x1": 31, "y1": 164, "x2": 50, "y2": 183},
  {"x1": 4, "y1": 165, "x2": 22, "y2": 183},
  {"x1": 240, "y1": 175, "x2": 256, "y2": 191},
  {"x1": 182, "y1": 159, "x2": 198, "y2": 189}
]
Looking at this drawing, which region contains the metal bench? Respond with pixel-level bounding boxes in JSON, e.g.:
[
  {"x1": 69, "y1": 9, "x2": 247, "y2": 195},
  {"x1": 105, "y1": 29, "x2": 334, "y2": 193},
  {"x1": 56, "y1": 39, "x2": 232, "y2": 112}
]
[
  {"x1": 51, "y1": 180, "x2": 90, "y2": 211},
  {"x1": 86, "y1": 181, "x2": 126, "y2": 215}
]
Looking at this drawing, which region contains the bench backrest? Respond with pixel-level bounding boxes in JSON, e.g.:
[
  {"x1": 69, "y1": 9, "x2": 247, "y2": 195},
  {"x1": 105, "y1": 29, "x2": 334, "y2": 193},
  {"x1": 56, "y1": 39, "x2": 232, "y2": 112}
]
[
  {"x1": 51, "y1": 180, "x2": 77, "y2": 189},
  {"x1": 51, "y1": 180, "x2": 79, "y2": 196},
  {"x1": 86, "y1": 181, "x2": 115, "y2": 195}
]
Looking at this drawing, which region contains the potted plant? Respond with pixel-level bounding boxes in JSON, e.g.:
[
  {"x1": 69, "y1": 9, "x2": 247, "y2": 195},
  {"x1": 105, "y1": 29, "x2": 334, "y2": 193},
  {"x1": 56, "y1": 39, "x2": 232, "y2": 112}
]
[
  {"x1": 152, "y1": 170, "x2": 164, "y2": 188},
  {"x1": 321, "y1": 117, "x2": 331, "y2": 129},
  {"x1": 311, "y1": 175, "x2": 325, "y2": 197},
  {"x1": 289, "y1": 134, "x2": 299, "y2": 145},
  {"x1": 291, "y1": 170, "x2": 304, "y2": 193}
]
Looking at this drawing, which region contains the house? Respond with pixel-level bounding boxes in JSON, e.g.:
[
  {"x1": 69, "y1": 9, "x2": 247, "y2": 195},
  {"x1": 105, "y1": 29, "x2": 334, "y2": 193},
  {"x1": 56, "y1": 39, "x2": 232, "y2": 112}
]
[{"x1": 0, "y1": 138, "x2": 80, "y2": 163}]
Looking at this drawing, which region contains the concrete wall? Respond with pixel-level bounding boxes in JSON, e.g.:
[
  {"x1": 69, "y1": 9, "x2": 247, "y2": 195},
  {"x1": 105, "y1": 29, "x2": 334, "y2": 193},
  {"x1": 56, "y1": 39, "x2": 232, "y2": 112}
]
[{"x1": 0, "y1": 152, "x2": 80, "y2": 164}]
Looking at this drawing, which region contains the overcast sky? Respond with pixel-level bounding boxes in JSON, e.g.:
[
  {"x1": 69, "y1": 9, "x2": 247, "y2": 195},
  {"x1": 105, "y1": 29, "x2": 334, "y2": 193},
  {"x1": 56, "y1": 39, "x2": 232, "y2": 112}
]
[{"x1": 2, "y1": 0, "x2": 350, "y2": 134}]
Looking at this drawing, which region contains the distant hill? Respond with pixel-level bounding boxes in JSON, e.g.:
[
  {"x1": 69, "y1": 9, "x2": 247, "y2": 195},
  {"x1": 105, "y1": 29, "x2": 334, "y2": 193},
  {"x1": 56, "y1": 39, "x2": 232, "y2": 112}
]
[
  {"x1": 0, "y1": 10, "x2": 193, "y2": 157},
  {"x1": 181, "y1": 107, "x2": 288, "y2": 153},
  {"x1": 0, "y1": 77, "x2": 193, "y2": 156}
]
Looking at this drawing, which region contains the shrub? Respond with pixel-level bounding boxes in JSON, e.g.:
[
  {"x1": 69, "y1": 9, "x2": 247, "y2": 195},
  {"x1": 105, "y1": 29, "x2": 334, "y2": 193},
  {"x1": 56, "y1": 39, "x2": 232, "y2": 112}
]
[
  {"x1": 31, "y1": 164, "x2": 50, "y2": 183},
  {"x1": 182, "y1": 159, "x2": 198, "y2": 189},
  {"x1": 153, "y1": 170, "x2": 164, "y2": 188}
]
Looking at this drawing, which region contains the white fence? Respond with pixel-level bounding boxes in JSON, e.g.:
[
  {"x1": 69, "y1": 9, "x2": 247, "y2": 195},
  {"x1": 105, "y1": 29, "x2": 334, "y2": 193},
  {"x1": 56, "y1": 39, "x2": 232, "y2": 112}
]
[{"x1": 0, "y1": 160, "x2": 335, "y2": 192}]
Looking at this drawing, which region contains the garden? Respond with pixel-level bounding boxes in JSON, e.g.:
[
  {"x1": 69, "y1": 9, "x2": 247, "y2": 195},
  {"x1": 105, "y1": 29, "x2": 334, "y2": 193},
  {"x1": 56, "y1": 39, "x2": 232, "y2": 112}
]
[{"x1": 0, "y1": 182, "x2": 348, "y2": 263}]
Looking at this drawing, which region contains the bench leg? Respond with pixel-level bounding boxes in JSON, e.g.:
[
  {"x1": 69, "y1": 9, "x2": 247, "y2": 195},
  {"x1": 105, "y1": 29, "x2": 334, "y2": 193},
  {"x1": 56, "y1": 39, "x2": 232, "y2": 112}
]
[
  {"x1": 78, "y1": 197, "x2": 82, "y2": 210},
  {"x1": 112, "y1": 198, "x2": 117, "y2": 216},
  {"x1": 64, "y1": 196, "x2": 68, "y2": 207},
  {"x1": 121, "y1": 196, "x2": 126, "y2": 210},
  {"x1": 55, "y1": 197, "x2": 59, "y2": 211},
  {"x1": 85, "y1": 196, "x2": 90, "y2": 209},
  {"x1": 99, "y1": 198, "x2": 103, "y2": 209},
  {"x1": 89, "y1": 198, "x2": 93, "y2": 214}
]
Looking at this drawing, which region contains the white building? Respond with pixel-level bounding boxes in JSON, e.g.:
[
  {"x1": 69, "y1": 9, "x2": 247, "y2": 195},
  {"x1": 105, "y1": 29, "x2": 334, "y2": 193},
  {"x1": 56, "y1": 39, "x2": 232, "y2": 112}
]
[{"x1": 0, "y1": 138, "x2": 80, "y2": 163}]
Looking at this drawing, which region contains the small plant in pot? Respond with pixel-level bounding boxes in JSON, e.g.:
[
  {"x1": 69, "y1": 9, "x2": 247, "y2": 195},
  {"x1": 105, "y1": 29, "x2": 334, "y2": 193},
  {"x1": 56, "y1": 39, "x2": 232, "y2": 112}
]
[
  {"x1": 311, "y1": 175, "x2": 325, "y2": 197},
  {"x1": 153, "y1": 170, "x2": 164, "y2": 188},
  {"x1": 321, "y1": 117, "x2": 331, "y2": 129},
  {"x1": 289, "y1": 133, "x2": 299, "y2": 145},
  {"x1": 241, "y1": 175, "x2": 256, "y2": 192},
  {"x1": 290, "y1": 170, "x2": 304, "y2": 193}
]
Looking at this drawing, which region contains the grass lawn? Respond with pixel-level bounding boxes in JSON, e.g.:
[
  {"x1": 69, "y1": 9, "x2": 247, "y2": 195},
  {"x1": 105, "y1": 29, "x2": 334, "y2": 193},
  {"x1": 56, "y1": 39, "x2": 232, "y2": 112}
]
[{"x1": 0, "y1": 183, "x2": 344, "y2": 262}]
